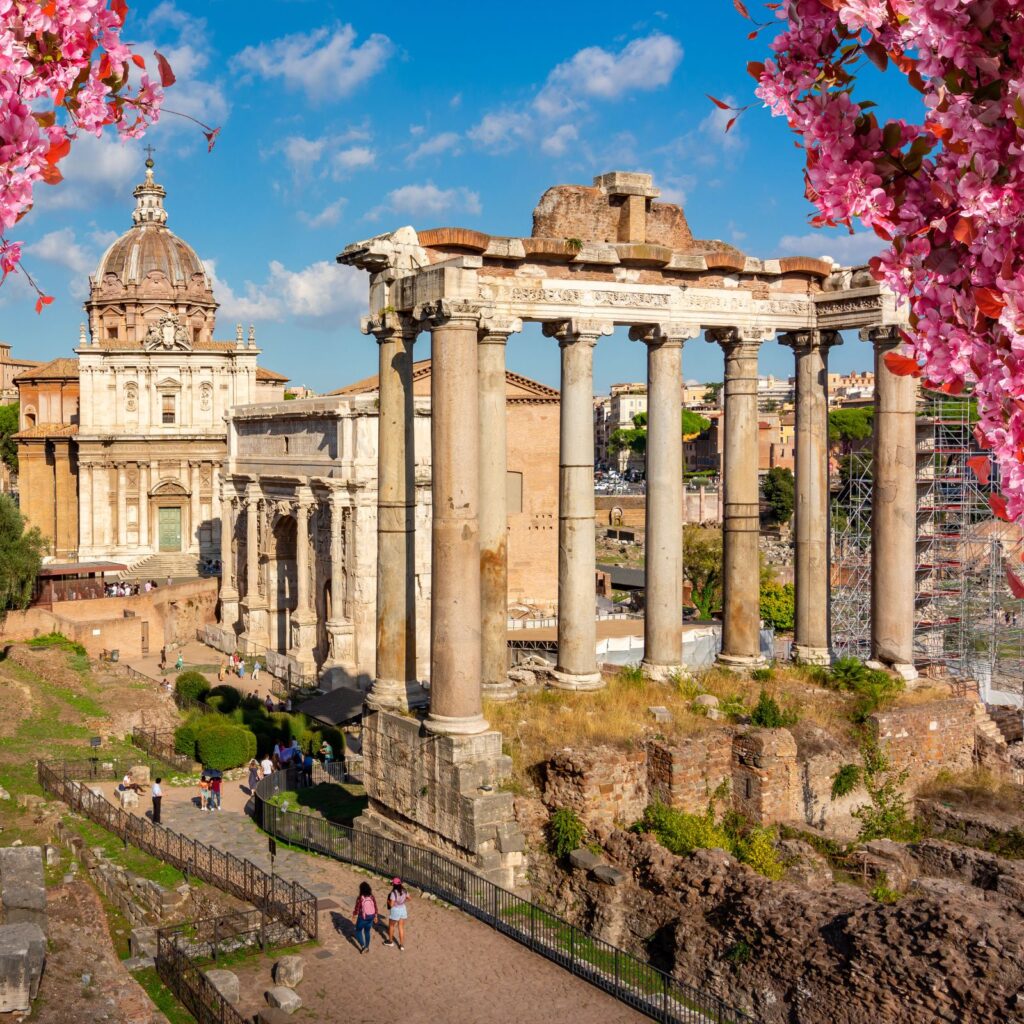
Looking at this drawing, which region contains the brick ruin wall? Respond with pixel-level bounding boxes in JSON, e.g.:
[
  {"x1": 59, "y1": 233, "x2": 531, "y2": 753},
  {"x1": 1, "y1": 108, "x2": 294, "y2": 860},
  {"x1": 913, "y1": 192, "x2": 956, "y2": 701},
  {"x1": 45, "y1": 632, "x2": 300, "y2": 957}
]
[
  {"x1": 647, "y1": 732, "x2": 732, "y2": 814},
  {"x1": 869, "y1": 699, "x2": 976, "y2": 787},
  {"x1": 541, "y1": 747, "x2": 648, "y2": 830}
]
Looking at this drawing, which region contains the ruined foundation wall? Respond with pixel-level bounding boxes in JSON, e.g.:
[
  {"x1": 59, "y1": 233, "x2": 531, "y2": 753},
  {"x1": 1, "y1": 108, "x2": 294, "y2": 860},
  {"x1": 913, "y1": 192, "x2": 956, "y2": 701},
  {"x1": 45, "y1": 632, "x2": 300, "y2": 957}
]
[
  {"x1": 541, "y1": 747, "x2": 648, "y2": 830},
  {"x1": 647, "y1": 733, "x2": 732, "y2": 814},
  {"x1": 869, "y1": 699, "x2": 975, "y2": 787}
]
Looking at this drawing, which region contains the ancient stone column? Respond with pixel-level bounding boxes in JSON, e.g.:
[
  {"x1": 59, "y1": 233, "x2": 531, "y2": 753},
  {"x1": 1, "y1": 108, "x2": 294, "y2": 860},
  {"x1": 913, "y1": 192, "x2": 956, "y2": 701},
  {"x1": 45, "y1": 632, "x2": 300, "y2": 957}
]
[
  {"x1": 218, "y1": 481, "x2": 239, "y2": 629},
  {"x1": 415, "y1": 300, "x2": 488, "y2": 734},
  {"x1": 781, "y1": 330, "x2": 841, "y2": 666},
  {"x1": 324, "y1": 488, "x2": 353, "y2": 670},
  {"x1": 544, "y1": 318, "x2": 614, "y2": 690},
  {"x1": 190, "y1": 462, "x2": 202, "y2": 554},
  {"x1": 365, "y1": 312, "x2": 424, "y2": 710},
  {"x1": 240, "y1": 482, "x2": 269, "y2": 652},
  {"x1": 479, "y1": 316, "x2": 522, "y2": 701},
  {"x1": 865, "y1": 326, "x2": 918, "y2": 680},
  {"x1": 79, "y1": 463, "x2": 93, "y2": 552},
  {"x1": 138, "y1": 463, "x2": 149, "y2": 550},
  {"x1": 116, "y1": 463, "x2": 127, "y2": 549},
  {"x1": 708, "y1": 327, "x2": 771, "y2": 668},
  {"x1": 289, "y1": 486, "x2": 317, "y2": 675},
  {"x1": 631, "y1": 323, "x2": 697, "y2": 678}
]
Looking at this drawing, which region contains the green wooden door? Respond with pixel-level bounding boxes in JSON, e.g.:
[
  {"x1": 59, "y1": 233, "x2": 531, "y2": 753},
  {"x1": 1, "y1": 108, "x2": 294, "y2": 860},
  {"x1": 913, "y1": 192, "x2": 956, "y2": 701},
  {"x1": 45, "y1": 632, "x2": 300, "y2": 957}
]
[{"x1": 158, "y1": 507, "x2": 181, "y2": 552}]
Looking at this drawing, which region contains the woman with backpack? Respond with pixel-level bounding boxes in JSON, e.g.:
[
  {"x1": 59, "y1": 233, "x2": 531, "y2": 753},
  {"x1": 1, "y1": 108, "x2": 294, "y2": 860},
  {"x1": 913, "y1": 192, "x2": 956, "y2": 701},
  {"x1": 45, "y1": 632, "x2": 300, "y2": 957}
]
[
  {"x1": 351, "y1": 881, "x2": 378, "y2": 954},
  {"x1": 384, "y1": 878, "x2": 410, "y2": 950}
]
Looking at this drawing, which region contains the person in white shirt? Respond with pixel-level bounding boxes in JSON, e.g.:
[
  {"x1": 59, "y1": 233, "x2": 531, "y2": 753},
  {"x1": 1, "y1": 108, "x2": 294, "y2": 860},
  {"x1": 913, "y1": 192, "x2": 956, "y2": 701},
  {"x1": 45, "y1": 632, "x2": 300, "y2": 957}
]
[
  {"x1": 260, "y1": 755, "x2": 274, "y2": 779},
  {"x1": 151, "y1": 778, "x2": 163, "y2": 824}
]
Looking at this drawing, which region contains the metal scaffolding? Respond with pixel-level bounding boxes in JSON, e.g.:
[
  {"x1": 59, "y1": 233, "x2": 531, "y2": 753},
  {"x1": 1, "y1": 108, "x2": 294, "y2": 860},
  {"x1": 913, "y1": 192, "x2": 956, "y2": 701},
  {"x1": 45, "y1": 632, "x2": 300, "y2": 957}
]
[{"x1": 830, "y1": 388, "x2": 1024, "y2": 700}]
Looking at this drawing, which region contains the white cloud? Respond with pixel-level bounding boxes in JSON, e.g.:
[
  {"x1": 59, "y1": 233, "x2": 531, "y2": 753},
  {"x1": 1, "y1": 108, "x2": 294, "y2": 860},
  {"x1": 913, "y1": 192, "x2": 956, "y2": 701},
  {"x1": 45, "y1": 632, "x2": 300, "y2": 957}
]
[
  {"x1": 26, "y1": 227, "x2": 108, "y2": 300},
  {"x1": 233, "y1": 25, "x2": 393, "y2": 103},
  {"x1": 407, "y1": 132, "x2": 462, "y2": 164},
  {"x1": 277, "y1": 135, "x2": 375, "y2": 183},
  {"x1": 541, "y1": 124, "x2": 578, "y2": 157},
  {"x1": 381, "y1": 183, "x2": 481, "y2": 219},
  {"x1": 335, "y1": 146, "x2": 376, "y2": 171},
  {"x1": 204, "y1": 258, "x2": 367, "y2": 327},
  {"x1": 535, "y1": 33, "x2": 683, "y2": 118},
  {"x1": 40, "y1": 134, "x2": 141, "y2": 211},
  {"x1": 776, "y1": 230, "x2": 884, "y2": 266},
  {"x1": 299, "y1": 198, "x2": 347, "y2": 229},
  {"x1": 467, "y1": 110, "x2": 532, "y2": 153}
]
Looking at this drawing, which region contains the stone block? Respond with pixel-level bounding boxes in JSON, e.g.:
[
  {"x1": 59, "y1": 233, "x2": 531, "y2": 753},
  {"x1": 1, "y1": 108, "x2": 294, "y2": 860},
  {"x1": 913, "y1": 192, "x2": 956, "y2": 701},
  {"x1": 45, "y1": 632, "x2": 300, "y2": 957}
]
[
  {"x1": 130, "y1": 927, "x2": 158, "y2": 959},
  {"x1": 0, "y1": 847, "x2": 46, "y2": 932},
  {"x1": 568, "y1": 848, "x2": 602, "y2": 871},
  {"x1": 129, "y1": 765, "x2": 151, "y2": 785},
  {"x1": 122, "y1": 956, "x2": 155, "y2": 972},
  {"x1": 647, "y1": 706, "x2": 671, "y2": 723},
  {"x1": 496, "y1": 825, "x2": 525, "y2": 854},
  {"x1": 205, "y1": 969, "x2": 240, "y2": 1006},
  {"x1": 272, "y1": 955, "x2": 304, "y2": 988},
  {"x1": 0, "y1": 922, "x2": 46, "y2": 1012},
  {"x1": 266, "y1": 986, "x2": 302, "y2": 1013},
  {"x1": 693, "y1": 694, "x2": 720, "y2": 710},
  {"x1": 592, "y1": 864, "x2": 627, "y2": 886},
  {"x1": 257, "y1": 1010, "x2": 294, "y2": 1024},
  {"x1": 44, "y1": 845, "x2": 60, "y2": 867},
  {"x1": 119, "y1": 787, "x2": 139, "y2": 810}
]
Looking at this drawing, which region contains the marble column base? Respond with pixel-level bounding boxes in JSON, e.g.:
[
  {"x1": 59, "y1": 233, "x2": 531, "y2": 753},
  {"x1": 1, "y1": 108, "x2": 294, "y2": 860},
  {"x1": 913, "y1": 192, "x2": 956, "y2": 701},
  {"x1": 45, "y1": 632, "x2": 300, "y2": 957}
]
[
  {"x1": 366, "y1": 678, "x2": 430, "y2": 712},
  {"x1": 239, "y1": 603, "x2": 270, "y2": 654},
  {"x1": 218, "y1": 598, "x2": 240, "y2": 632},
  {"x1": 791, "y1": 645, "x2": 832, "y2": 667},
  {"x1": 716, "y1": 653, "x2": 767, "y2": 672},
  {"x1": 482, "y1": 679, "x2": 518, "y2": 702},
  {"x1": 550, "y1": 668, "x2": 605, "y2": 692},
  {"x1": 867, "y1": 659, "x2": 919, "y2": 683},
  {"x1": 424, "y1": 710, "x2": 490, "y2": 736},
  {"x1": 641, "y1": 660, "x2": 689, "y2": 683},
  {"x1": 288, "y1": 613, "x2": 319, "y2": 676}
]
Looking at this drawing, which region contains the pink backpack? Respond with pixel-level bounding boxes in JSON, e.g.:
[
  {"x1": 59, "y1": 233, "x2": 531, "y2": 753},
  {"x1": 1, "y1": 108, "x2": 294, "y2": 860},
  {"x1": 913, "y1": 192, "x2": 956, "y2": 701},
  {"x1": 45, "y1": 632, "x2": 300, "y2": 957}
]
[{"x1": 358, "y1": 895, "x2": 376, "y2": 919}]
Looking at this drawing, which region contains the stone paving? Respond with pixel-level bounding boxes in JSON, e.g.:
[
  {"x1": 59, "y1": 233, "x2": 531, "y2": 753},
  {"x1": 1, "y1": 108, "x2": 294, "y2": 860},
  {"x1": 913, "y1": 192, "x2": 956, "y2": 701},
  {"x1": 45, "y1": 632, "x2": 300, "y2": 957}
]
[{"x1": 96, "y1": 779, "x2": 645, "y2": 1024}]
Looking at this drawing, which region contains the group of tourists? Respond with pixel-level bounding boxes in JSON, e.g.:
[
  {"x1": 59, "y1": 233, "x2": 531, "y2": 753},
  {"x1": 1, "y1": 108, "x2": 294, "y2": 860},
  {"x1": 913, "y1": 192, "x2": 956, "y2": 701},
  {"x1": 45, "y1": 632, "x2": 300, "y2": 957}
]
[
  {"x1": 197, "y1": 771, "x2": 222, "y2": 811},
  {"x1": 351, "y1": 879, "x2": 411, "y2": 953},
  {"x1": 218, "y1": 652, "x2": 263, "y2": 682},
  {"x1": 245, "y1": 735, "x2": 337, "y2": 792},
  {"x1": 105, "y1": 579, "x2": 160, "y2": 597}
]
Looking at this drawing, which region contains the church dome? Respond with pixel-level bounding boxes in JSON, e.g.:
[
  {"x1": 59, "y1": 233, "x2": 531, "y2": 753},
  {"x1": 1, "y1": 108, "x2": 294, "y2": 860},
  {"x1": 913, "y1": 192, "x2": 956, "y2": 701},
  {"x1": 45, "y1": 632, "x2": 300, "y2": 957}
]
[{"x1": 92, "y1": 158, "x2": 212, "y2": 291}]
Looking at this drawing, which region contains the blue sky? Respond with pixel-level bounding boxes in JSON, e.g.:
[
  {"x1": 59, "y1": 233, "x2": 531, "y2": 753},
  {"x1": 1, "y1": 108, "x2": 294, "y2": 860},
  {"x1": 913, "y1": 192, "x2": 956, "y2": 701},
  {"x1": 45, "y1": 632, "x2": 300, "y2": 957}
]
[{"x1": 3, "y1": 1, "x2": 898, "y2": 393}]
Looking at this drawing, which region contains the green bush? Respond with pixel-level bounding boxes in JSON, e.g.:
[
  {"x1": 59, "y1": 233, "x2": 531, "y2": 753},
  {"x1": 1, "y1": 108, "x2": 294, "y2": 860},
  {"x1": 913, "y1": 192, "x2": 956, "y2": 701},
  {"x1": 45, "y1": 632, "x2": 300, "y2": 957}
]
[
  {"x1": 750, "y1": 690, "x2": 799, "y2": 728},
  {"x1": 759, "y1": 580, "x2": 795, "y2": 632},
  {"x1": 828, "y1": 656, "x2": 868, "y2": 690},
  {"x1": 172, "y1": 712, "x2": 209, "y2": 758},
  {"x1": 850, "y1": 671, "x2": 904, "y2": 723},
  {"x1": 830, "y1": 763, "x2": 861, "y2": 800},
  {"x1": 196, "y1": 724, "x2": 256, "y2": 771},
  {"x1": 205, "y1": 684, "x2": 242, "y2": 712},
  {"x1": 28, "y1": 632, "x2": 86, "y2": 656},
  {"x1": 851, "y1": 739, "x2": 921, "y2": 843},
  {"x1": 175, "y1": 671, "x2": 210, "y2": 703},
  {"x1": 546, "y1": 808, "x2": 587, "y2": 859},
  {"x1": 869, "y1": 871, "x2": 902, "y2": 904},
  {"x1": 750, "y1": 667, "x2": 774, "y2": 683}
]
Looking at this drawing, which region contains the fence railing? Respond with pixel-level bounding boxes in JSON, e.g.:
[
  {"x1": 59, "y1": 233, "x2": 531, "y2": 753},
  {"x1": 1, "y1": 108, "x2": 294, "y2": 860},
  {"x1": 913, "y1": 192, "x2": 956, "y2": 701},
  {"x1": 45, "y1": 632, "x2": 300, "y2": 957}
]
[
  {"x1": 254, "y1": 767, "x2": 753, "y2": 1024},
  {"x1": 131, "y1": 727, "x2": 198, "y2": 774}
]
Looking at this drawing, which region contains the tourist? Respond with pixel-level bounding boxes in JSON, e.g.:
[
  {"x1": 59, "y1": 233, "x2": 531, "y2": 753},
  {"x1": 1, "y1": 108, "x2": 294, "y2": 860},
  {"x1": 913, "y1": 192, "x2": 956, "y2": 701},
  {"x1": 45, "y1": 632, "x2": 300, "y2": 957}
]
[
  {"x1": 209, "y1": 773, "x2": 222, "y2": 811},
  {"x1": 217, "y1": 662, "x2": 226, "y2": 683},
  {"x1": 247, "y1": 758, "x2": 261, "y2": 793},
  {"x1": 237, "y1": 661, "x2": 247, "y2": 679},
  {"x1": 143, "y1": 580, "x2": 152, "y2": 593},
  {"x1": 351, "y1": 881, "x2": 378, "y2": 954},
  {"x1": 151, "y1": 777, "x2": 162, "y2": 825},
  {"x1": 252, "y1": 660, "x2": 261, "y2": 682},
  {"x1": 278, "y1": 741, "x2": 292, "y2": 766},
  {"x1": 264, "y1": 694, "x2": 274, "y2": 713},
  {"x1": 175, "y1": 653, "x2": 184, "y2": 671},
  {"x1": 319, "y1": 738, "x2": 333, "y2": 765},
  {"x1": 302, "y1": 749, "x2": 314, "y2": 788},
  {"x1": 198, "y1": 774, "x2": 210, "y2": 811},
  {"x1": 384, "y1": 878, "x2": 410, "y2": 950},
  {"x1": 166, "y1": 574, "x2": 173, "y2": 588},
  {"x1": 121, "y1": 770, "x2": 143, "y2": 794},
  {"x1": 284, "y1": 695, "x2": 292, "y2": 713},
  {"x1": 260, "y1": 753, "x2": 274, "y2": 780}
]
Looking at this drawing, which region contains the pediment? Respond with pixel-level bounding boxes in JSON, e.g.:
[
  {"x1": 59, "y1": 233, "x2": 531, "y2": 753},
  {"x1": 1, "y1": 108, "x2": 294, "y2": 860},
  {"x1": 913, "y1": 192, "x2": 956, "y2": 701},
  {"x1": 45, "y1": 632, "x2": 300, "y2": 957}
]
[{"x1": 155, "y1": 376, "x2": 182, "y2": 390}]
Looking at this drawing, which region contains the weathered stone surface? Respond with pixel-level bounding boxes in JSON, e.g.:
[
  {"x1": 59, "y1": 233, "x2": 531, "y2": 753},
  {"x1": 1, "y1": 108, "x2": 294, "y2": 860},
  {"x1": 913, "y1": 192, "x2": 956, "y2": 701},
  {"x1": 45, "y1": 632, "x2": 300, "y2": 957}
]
[
  {"x1": 592, "y1": 864, "x2": 627, "y2": 886},
  {"x1": 0, "y1": 922, "x2": 46, "y2": 1012},
  {"x1": 272, "y1": 955, "x2": 304, "y2": 988},
  {"x1": 266, "y1": 986, "x2": 302, "y2": 1013},
  {"x1": 119, "y1": 787, "x2": 139, "y2": 810},
  {"x1": 777, "y1": 839, "x2": 833, "y2": 889},
  {"x1": 122, "y1": 955, "x2": 155, "y2": 972},
  {"x1": 205, "y1": 969, "x2": 240, "y2": 1006},
  {"x1": 693, "y1": 693, "x2": 720, "y2": 710},
  {"x1": 44, "y1": 844, "x2": 60, "y2": 866},
  {"x1": 568, "y1": 848, "x2": 602, "y2": 871},
  {"x1": 0, "y1": 846, "x2": 46, "y2": 932},
  {"x1": 542, "y1": 746, "x2": 647, "y2": 830},
  {"x1": 647, "y1": 732, "x2": 732, "y2": 815},
  {"x1": 129, "y1": 764, "x2": 151, "y2": 785},
  {"x1": 848, "y1": 839, "x2": 918, "y2": 891},
  {"x1": 256, "y1": 1009, "x2": 293, "y2": 1024},
  {"x1": 129, "y1": 927, "x2": 158, "y2": 959}
]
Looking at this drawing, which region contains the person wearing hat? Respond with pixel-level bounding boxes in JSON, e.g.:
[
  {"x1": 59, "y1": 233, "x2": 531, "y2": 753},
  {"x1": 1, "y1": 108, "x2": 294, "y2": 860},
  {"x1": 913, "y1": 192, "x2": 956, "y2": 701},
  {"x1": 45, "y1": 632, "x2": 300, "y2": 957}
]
[{"x1": 383, "y1": 878, "x2": 410, "y2": 950}]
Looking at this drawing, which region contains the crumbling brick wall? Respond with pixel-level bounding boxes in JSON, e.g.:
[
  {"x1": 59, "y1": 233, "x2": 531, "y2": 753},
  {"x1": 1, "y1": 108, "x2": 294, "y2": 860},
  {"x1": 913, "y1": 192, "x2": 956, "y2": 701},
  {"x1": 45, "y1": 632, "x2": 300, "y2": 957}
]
[
  {"x1": 869, "y1": 699, "x2": 975, "y2": 788},
  {"x1": 732, "y1": 728, "x2": 799, "y2": 825},
  {"x1": 647, "y1": 732, "x2": 732, "y2": 814},
  {"x1": 542, "y1": 747, "x2": 648, "y2": 830}
]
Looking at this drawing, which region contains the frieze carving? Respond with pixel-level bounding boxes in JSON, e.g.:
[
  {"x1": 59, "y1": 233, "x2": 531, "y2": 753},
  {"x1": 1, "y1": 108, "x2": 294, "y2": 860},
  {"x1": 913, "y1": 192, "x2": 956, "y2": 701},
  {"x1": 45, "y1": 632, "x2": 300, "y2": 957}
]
[
  {"x1": 199, "y1": 382, "x2": 212, "y2": 411},
  {"x1": 510, "y1": 287, "x2": 582, "y2": 305},
  {"x1": 590, "y1": 290, "x2": 670, "y2": 308},
  {"x1": 816, "y1": 295, "x2": 884, "y2": 316}
]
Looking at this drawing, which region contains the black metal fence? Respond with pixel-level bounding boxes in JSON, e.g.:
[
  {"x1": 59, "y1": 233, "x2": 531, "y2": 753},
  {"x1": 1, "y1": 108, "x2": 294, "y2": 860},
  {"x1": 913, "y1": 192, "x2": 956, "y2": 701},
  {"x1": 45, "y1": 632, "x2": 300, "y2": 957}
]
[
  {"x1": 255, "y1": 767, "x2": 754, "y2": 1024},
  {"x1": 131, "y1": 727, "x2": 198, "y2": 773}
]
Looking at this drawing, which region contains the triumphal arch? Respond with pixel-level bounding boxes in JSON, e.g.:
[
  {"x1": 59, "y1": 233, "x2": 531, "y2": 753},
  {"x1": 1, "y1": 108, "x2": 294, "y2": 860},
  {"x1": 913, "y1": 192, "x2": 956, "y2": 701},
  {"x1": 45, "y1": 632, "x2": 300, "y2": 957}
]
[{"x1": 332, "y1": 172, "x2": 913, "y2": 886}]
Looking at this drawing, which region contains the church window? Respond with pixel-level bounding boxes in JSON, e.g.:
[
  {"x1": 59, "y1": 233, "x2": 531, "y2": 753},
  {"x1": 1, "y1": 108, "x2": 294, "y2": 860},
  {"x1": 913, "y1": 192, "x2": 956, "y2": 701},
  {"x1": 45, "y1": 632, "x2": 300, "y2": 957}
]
[
  {"x1": 193, "y1": 327, "x2": 201, "y2": 345},
  {"x1": 162, "y1": 394, "x2": 176, "y2": 424},
  {"x1": 107, "y1": 326, "x2": 118, "y2": 340}
]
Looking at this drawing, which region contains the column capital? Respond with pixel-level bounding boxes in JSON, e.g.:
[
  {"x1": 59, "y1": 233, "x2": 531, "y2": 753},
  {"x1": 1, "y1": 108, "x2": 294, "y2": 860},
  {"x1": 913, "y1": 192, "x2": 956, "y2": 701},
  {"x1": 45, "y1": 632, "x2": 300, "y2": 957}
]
[
  {"x1": 542, "y1": 318, "x2": 614, "y2": 347},
  {"x1": 361, "y1": 310, "x2": 419, "y2": 341},
  {"x1": 779, "y1": 329, "x2": 843, "y2": 354},
  {"x1": 860, "y1": 324, "x2": 903, "y2": 350},
  {"x1": 244, "y1": 481, "x2": 262, "y2": 504},
  {"x1": 478, "y1": 315, "x2": 523, "y2": 342},
  {"x1": 413, "y1": 298, "x2": 487, "y2": 330},
  {"x1": 706, "y1": 325, "x2": 775, "y2": 350},
  {"x1": 296, "y1": 484, "x2": 315, "y2": 509},
  {"x1": 628, "y1": 321, "x2": 701, "y2": 347}
]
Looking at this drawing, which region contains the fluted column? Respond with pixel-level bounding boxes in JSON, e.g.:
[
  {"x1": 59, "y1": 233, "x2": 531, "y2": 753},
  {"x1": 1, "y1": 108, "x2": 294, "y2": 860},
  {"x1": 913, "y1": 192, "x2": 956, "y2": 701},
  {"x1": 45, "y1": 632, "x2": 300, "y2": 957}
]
[
  {"x1": 240, "y1": 482, "x2": 269, "y2": 652},
  {"x1": 219, "y1": 482, "x2": 239, "y2": 628},
  {"x1": 415, "y1": 299, "x2": 487, "y2": 733},
  {"x1": 865, "y1": 326, "x2": 918, "y2": 680},
  {"x1": 289, "y1": 486, "x2": 317, "y2": 675},
  {"x1": 781, "y1": 330, "x2": 840, "y2": 665},
  {"x1": 138, "y1": 463, "x2": 150, "y2": 550},
  {"x1": 708, "y1": 327, "x2": 771, "y2": 668},
  {"x1": 631, "y1": 323, "x2": 698, "y2": 679},
  {"x1": 479, "y1": 316, "x2": 523, "y2": 701},
  {"x1": 364, "y1": 312, "x2": 424, "y2": 710},
  {"x1": 189, "y1": 462, "x2": 202, "y2": 554},
  {"x1": 324, "y1": 488, "x2": 354, "y2": 670},
  {"x1": 544, "y1": 318, "x2": 614, "y2": 690},
  {"x1": 116, "y1": 463, "x2": 128, "y2": 549}
]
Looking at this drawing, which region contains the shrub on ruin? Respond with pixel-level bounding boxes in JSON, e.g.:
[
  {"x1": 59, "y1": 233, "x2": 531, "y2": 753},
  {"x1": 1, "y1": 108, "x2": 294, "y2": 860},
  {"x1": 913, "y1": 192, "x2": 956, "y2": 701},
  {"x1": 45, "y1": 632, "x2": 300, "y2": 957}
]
[
  {"x1": 618, "y1": 663, "x2": 646, "y2": 688},
  {"x1": 869, "y1": 871, "x2": 902, "y2": 904},
  {"x1": 851, "y1": 739, "x2": 921, "y2": 843},
  {"x1": 830, "y1": 763, "x2": 861, "y2": 800},
  {"x1": 546, "y1": 807, "x2": 587, "y2": 859},
  {"x1": 850, "y1": 671, "x2": 903, "y2": 723},
  {"x1": 827, "y1": 657, "x2": 868, "y2": 690},
  {"x1": 750, "y1": 690, "x2": 799, "y2": 729},
  {"x1": 729, "y1": 820, "x2": 785, "y2": 881},
  {"x1": 196, "y1": 723, "x2": 257, "y2": 771},
  {"x1": 205, "y1": 684, "x2": 242, "y2": 712},
  {"x1": 750, "y1": 667, "x2": 774, "y2": 683},
  {"x1": 175, "y1": 671, "x2": 210, "y2": 703}
]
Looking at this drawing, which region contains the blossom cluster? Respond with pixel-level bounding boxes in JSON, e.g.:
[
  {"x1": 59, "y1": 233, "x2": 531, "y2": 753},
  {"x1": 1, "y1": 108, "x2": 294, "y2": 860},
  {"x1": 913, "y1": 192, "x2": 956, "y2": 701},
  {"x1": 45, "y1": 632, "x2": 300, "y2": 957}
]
[
  {"x1": 754, "y1": 0, "x2": 1024, "y2": 524},
  {"x1": 1, "y1": 0, "x2": 165, "y2": 281}
]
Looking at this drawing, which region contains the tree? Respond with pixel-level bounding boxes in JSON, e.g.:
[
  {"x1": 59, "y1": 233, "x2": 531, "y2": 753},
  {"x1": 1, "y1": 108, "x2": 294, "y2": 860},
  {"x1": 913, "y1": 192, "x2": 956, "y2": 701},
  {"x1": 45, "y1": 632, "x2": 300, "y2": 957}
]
[
  {"x1": 702, "y1": 382, "x2": 723, "y2": 406},
  {"x1": 0, "y1": 404, "x2": 18, "y2": 476},
  {"x1": 828, "y1": 407, "x2": 875, "y2": 445},
  {"x1": 760, "y1": 579, "x2": 795, "y2": 632},
  {"x1": 609, "y1": 410, "x2": 711, "y2": 464},
  {"x1": 762, "y1": 467, "x2": 795, "y2": 525},
  {"x1": 0, "y1": 495, "x2": 45, "y2": 622},
  {"x1": 736, "y1": 1, "x2": 1024, "y2": 539},
  {"x1": 683, "y1": 525, "x2": 722, "y2": 619}
]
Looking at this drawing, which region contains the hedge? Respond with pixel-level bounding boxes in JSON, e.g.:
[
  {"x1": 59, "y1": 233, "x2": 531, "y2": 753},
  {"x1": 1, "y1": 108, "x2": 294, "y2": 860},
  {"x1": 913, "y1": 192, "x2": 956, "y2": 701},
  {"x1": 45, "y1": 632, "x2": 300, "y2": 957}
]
[
  {"x1": 196, "y1": 724, "x2": 257, "y2": 771},
  {"x1": 205, "y1": 684, "x2": 242, "y2": 712},
  {"x1": 175, "y1": 671, "x2": 211, "y2": 703}
]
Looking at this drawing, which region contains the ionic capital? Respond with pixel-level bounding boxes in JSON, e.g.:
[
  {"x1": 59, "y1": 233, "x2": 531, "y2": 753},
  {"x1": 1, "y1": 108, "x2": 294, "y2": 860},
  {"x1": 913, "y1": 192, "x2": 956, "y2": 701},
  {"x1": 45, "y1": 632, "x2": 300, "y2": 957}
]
[
  {"x1": 413, "y1": 299, "x2": 489, "y2": 330},
  {"x1": 628, "y1": 321, "x2": 701, "y2": 348},
  {"x1": 779, "y1": 329, "x2": 842, "y2": 354},
  {"x1": 361, "y1": 310, "x2": 418, "y2": 342},
  {"x1": 860, "y1": 324, "x2": 903, "y2": 351},
  {"x1": 478, "y1": 315, "x2": 523, "y2": 343},
  {"x1": 542, "y1": 318, "x2": 614, "y2": 347}
]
